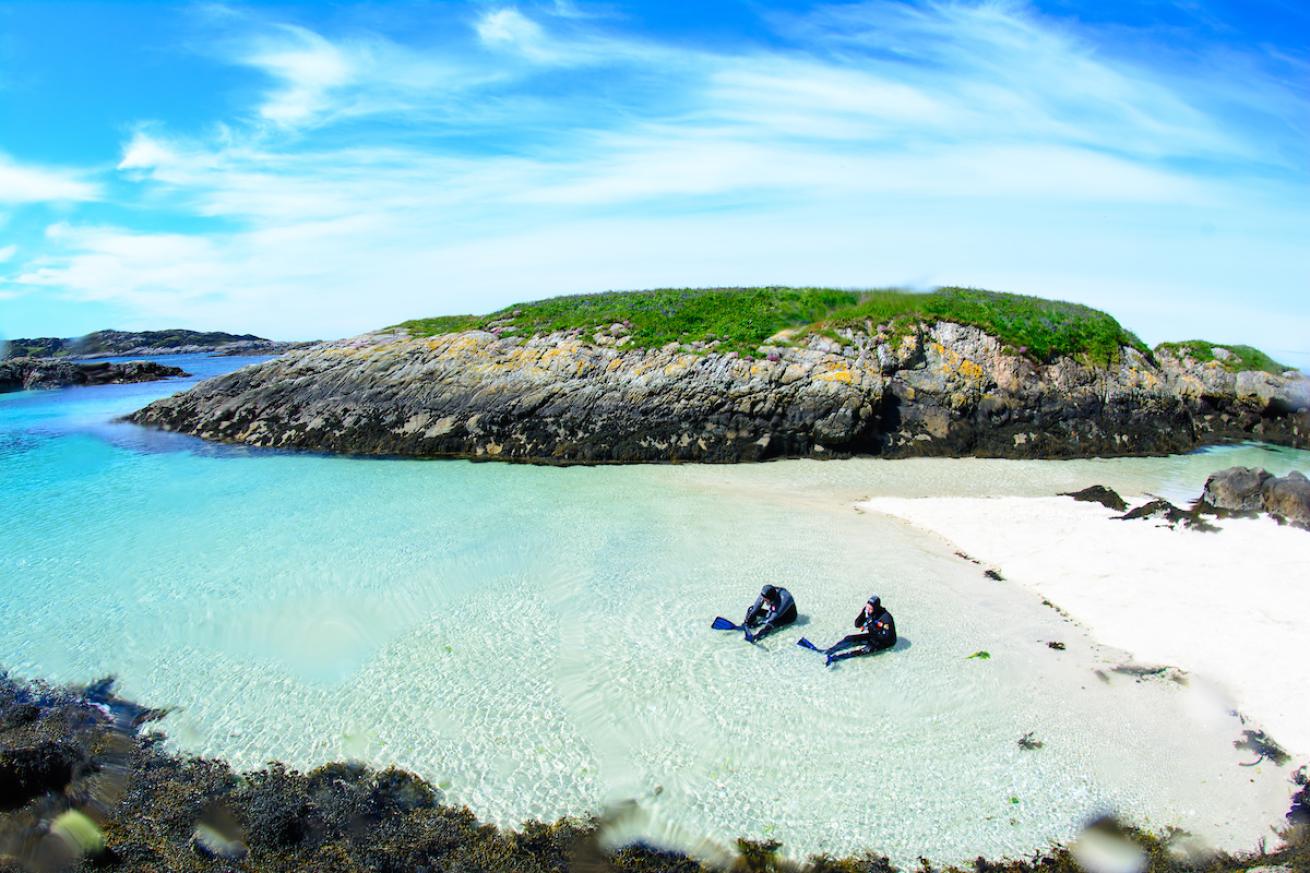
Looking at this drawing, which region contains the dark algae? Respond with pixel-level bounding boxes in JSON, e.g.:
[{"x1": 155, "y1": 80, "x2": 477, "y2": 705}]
[
  {"x1": 2, "y1": 673, "x2": 1308, "y2": 872},
  {"x1": 1059, "y1": 486, "x2": 1128, "y2": 512}
]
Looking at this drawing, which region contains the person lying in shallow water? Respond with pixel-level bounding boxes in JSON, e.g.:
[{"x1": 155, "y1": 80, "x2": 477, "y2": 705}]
[
  {"x1": 821, "y1": 595, "x2": 896, "y2": 664},
  {"x1": 742, "y1": 584, "x2": 797, "y2": 642}
]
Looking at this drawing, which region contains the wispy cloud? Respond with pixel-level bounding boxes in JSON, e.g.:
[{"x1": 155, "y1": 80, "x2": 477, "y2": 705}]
[
  {"x1": 4, "y1": 1, "x2": 1308, "y2": 364},
  {"x1": 0, "y1": 155, "x2": 100, "y2": 204},
  {"x1": 243, "y1": 24, "x2": 353, "y2": 126},
  {"x1": 476, "y1": 8, "x2": 547, "y2": 50}
]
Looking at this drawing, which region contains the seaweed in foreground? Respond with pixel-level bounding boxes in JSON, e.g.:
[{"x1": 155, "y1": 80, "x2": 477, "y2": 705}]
[{"x1": 0, "y1": 673, "x2": 1306, "y2": 873}]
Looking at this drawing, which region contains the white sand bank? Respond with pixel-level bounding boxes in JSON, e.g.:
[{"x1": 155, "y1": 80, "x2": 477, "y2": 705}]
[{"x1": 860, "y1": 494, "x2": 1310, "y2": 757}]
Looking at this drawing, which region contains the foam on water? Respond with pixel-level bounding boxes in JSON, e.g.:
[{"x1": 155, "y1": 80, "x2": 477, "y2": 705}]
[{"x1": 1, "y1": 358, "x2": 1305, "y2": 865}]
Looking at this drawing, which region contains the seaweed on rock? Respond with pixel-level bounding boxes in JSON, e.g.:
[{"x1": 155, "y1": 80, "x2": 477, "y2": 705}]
[{"x1": 0, "y1": 673, "x2": 1307, "y2": 872}]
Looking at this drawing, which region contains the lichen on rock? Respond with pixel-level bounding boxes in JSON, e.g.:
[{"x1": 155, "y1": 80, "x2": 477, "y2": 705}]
[{"x1": 127, "y1": 305, "x2": 1310, "y2": 464}]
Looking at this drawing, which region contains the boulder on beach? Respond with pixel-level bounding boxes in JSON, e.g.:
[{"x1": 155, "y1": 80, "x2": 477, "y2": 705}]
[
  {"x1": 1202, "y1": 466, "x2": 1273, "y2": 512},
  {"x1": 1262, "y1": 471, "x2": 1310, "y2": 528}
]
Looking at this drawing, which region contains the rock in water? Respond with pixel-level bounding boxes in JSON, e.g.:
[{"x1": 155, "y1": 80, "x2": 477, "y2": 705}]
[
  {"x1": 0, "y1": 358, "x2": 188, "y2": 393},
  {"x1": 1203, "y1": 466, "x2": 1273, "y2": 511},
  {"x1": 1060, "y1": 485, "x2": 1128, "y2": 511},
  {"x1": 126, "y1": 318, "x2": 1310, "y2": 464},
  {"x1": 1262, "y1": 471, "x2": 1310, "y2": 528}
]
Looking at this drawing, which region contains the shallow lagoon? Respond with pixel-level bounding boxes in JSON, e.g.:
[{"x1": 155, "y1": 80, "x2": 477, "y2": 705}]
[{"x1": 2, "y1": 356, "x2": 1306, "y2": 865}]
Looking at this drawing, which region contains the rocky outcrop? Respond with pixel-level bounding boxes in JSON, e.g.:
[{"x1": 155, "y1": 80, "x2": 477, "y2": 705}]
[
  {"x1": 1203, "y1": 467, "x2": 1273, "y2": 512},
  {"x1": 1262, "y1": 471, "x2": 1310, "y2": 528},
  {"x1": 0, "y1": 359, "x2": 187, "y2": 393},
  {"x1": 127, "y1": 321, "x2": 1310, "y2": 464},
  {"x1": 209, "y1": 341, "x2": 318, "y2": 357},
  {"x1": 2, "y1": 330, "x2": 312, "y2": 360},
  {"x1": 1202, "y1": 467, "x2": 1310, "y2": 529}
]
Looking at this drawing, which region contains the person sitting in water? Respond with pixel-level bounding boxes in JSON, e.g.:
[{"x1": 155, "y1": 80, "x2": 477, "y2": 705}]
[
  {"x1": 823, "y1": 595, "x2": 896, "y2": 663},
  {"x1": 743, "y1": 584, "x2": 797, "y2": 642}
]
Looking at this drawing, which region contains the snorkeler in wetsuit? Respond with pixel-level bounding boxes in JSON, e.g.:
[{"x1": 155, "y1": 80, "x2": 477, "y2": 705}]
[
  {"x1": 822, "y1": 595, "x2": 896, "y2": 664},
  {"x1": 743, "y1": 584, "x2": 798, "y2": 642}
]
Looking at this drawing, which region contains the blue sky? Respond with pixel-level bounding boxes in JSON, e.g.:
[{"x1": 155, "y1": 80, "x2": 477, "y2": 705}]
[{"x1": 1, "y1": 1, "x2": 1307, "y2": 369}]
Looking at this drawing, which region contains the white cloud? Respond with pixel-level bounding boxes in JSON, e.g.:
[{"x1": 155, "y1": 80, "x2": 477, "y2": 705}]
[
  {"x1": 9, "y1": 0, "x2": 1307, "y2": 365},
  {"x1": 0, "y1": 244, "x2": 16, "y2": 263},
  {"x1": 240, "y1": 24, "x2": 353, "y2": 126},
  {"x1": 476, "y1": 8, "x2": 546, "y2": 48},
  {"x1": 0, "y1": 155, "x2": 99, "y2": 203},
  {"x1": 117, "y1": 131, "x2": 183, "y2": 172}
]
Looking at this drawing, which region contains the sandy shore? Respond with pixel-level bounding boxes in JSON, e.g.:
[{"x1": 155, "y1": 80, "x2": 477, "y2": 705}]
[{"x1": 860, "y1": 493, "x2": 1310, "y2": 758}]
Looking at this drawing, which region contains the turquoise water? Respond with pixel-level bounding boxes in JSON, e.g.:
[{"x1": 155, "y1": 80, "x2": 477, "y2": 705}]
[{"x1": 2, "y1": 358, "x2": 1307, "y2": 864}]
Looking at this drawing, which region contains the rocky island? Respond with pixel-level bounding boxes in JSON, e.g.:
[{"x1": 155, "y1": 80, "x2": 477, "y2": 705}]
[
  {"x1": 2, "y1": 329, "x2": 311, "y2": 361},
  {"x1": 0, "y1": 358, "x2": 188, "y2": 394},
  {"x1": 127, "y1": 287, "x2": 1309, "y2": 463}
]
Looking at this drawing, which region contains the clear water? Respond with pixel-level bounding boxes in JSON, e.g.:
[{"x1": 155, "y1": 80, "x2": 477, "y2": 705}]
[{"x1": 2, "y1": 356, "x2": 1305, "y2": 864}]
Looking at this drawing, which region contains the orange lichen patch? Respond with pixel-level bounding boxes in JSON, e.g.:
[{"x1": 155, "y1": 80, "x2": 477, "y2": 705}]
[
  {"x1": 1123, "y1": 366, "x2": 1160, "y2": 389},
  {"x1": 931, "y1": 342, "x2": 986, "y2": 382},
  {"x1": 815, "y1": 366, "x2": 854, "y2": 383},
  {"x1": 441, "y1": 335, "x2": 487, "y2": 357},
  {"x1": 662, "y1": 356, "x2": 694, "y2": 377}
]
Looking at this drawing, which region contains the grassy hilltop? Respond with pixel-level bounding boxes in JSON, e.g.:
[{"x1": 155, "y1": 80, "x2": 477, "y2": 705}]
[
  {"x1": 1154, "y1": 339, "x2": 1287, "y2": 375},
  {"x1": 395, "y1": 286, "x2": 1154, "y2": 367},
  {"x1": 394, "y1": 285, "x2": 1290, "y2": 372}
]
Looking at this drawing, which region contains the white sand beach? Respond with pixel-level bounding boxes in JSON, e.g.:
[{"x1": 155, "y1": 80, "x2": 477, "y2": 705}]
[{"x1": 860, "y1": 494, "x2": 1310, "y2": 757}]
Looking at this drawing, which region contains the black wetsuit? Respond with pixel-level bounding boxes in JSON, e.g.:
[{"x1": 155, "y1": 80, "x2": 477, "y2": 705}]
[
  {"x1": 743, "y1": 587, "x2": 797, "y2": 640},
  {"x1": 826, "y1": 605, "x2": 896, "y2": 656}
]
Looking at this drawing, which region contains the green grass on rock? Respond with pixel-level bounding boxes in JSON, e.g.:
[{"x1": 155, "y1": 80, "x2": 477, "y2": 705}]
[
  {"x1": 393, "y1": 286, "x2": 1152, "y2": 367},
  {"x1": 1154, "y1": 340, "x2": 1288, "y2": 375}
]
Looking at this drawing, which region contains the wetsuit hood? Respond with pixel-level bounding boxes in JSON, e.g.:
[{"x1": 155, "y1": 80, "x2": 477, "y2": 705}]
[
  {"x1": 761, "y1": 584, "x2": 778, "y2": 602},
  {"x1": 867, "y1": 595, "x2": 881, "y2": 611}
]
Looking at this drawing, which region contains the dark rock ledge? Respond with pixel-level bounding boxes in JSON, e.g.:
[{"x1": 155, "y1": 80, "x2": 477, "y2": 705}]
[
  {"x1": 0, "y1": 360, "x2": 187, "y2": 394},
  {"x1": 1, "y1": 673, "x2": 1306, "y2": 873},
  {"x1": 127, "y1": 323, "x2": 1310, "y2": 465}
]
